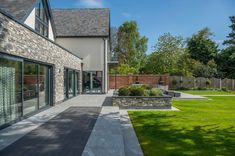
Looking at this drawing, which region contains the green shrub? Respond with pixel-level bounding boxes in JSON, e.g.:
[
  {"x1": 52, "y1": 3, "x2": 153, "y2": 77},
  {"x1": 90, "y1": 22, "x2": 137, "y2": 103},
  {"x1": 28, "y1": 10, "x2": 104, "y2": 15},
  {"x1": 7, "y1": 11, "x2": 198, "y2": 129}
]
[
  {"x1": 221, "y1": 87, "x2": 228, "y2": 92},
  {"x1": 143, "y1": 89, "x2": 151, "y2": 96},
  {"x1": 172, "y1": 80, "x2": 178, "y2": 86},
  {"x1": 150, "y1": 88, "x2": 163, "y2": 96},
  {"x1": 206, "y1": 79, "x2": 212, "y2": 87},
  {"x1": 197, "y1": 87, "x2": 208, "y2": 90},
  {"x1": 176, "y1": 87, "x2": 190, "y2": 90},
  {"x1": 118, "y1": 87, "x2": 130, "y2": 96},
  {"x1": 129, "y1": 86, "x2": 145, "y2": 96},
  {"x1": 142, "y1": 85, "x2": 152, "y2": 90}
]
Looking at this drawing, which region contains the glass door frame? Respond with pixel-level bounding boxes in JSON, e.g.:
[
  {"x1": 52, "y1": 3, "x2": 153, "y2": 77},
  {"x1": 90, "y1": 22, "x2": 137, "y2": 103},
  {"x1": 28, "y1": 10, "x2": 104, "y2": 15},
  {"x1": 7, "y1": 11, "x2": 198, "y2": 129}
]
[
  {"x1": 82, "y1": 71, "x2": 103, "y2": 94},
  {"x1": 0, "y1": 52, "x2": 53, "y2": 129},
  {"x1": 64, "y1": 68, "x2": 81, "y2": 100},
  {"x1": 22, "y1": 61, "x2": 53, "y2": 116}
]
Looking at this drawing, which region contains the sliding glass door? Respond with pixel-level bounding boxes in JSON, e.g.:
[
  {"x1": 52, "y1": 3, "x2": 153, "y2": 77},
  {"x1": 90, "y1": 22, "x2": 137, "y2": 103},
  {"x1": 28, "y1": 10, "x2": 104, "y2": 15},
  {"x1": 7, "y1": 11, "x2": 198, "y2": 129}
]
[
  {"x1": 0, "y1": 54, "x2": 52, "y2": 128},
  {"x1": 0, "y1": 56, "x2": 22, "y2": 126},
  {"x1": 39, "y1": 65, "x2": 50, "y2": 108},
  {"x1": 23, "y1": 63, "x2": 51, "y2": 115},
  {"x1": 83, "y1": 71, "x2": 102, "y2": 94},
  {"x1": 23, "y1": 62, "x2": 38, "y2": 115},
  {"x1": 64, "y1": 68, "x2": 80, "y2": 100}
]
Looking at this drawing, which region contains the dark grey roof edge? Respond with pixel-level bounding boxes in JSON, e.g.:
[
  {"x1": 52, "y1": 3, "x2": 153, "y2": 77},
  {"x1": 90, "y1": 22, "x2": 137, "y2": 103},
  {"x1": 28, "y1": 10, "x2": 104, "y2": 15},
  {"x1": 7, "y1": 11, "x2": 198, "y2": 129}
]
[
  {"x1": 51, "y1": 8, "x2": 110, "y2": 10},
  {"x1": 56, "y1": 35, "x2": 109, "y2": 38},
  {"x1": 0, "y1": 9, "x2": 83, "y2": 60}
]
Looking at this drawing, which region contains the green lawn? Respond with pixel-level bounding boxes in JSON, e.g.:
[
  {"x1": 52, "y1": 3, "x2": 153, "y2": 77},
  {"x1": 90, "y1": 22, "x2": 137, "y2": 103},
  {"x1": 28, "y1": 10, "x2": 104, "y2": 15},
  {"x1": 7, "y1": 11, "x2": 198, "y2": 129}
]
[
  {"x1": 182, "y1": 90, "x2": 235, "y2": 95},
  {"x1": 129, "y1": 96, "x2": 235, "y2": 156}
]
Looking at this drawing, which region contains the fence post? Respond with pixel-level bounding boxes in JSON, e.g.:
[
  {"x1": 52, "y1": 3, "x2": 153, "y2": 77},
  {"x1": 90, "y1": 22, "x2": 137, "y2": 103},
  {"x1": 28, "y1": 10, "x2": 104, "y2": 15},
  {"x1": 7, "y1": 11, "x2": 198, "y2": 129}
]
[
  {"x1": 232, "y1": 79, "x2": 235, "y2": 91},
  {"x1": 219, "y1": 79, "x2": 222, "y2": 90}
]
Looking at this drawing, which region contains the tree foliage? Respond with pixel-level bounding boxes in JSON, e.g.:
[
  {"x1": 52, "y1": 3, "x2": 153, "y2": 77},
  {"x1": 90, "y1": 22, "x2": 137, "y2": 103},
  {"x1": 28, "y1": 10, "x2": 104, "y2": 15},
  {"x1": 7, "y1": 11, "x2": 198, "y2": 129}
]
[
  {"x1": 187, "y1": 28, "x2": 219, "y2": 64},
  {"x1": 142, "y1": 33, "x2": 192, "y2": 76},
  {"x1": 192, "y1": 59, "x2": 218, "y2": 78},
  {"x1": 110, "y1": 64, "x2": 138, "y2": 75},
  {"x1": 115, "y1": 21, "x2": 148, "y2": 73},
  {"x1": 217, "y1": 16, "x2": 235, "y2": 79}
]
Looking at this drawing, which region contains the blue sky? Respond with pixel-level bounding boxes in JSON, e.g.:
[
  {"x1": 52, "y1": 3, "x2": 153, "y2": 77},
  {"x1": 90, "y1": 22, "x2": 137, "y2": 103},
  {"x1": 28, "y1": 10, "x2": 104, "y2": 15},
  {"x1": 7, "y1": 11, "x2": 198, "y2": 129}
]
[{"x1": 50, "y1": 0, "x2": 235, "y2": 53}]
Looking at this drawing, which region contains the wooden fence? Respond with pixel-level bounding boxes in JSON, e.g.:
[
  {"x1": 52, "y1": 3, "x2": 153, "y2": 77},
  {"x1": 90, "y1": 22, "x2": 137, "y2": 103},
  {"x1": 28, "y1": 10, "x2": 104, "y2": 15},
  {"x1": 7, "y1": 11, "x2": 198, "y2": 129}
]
[{"x1": 109, "y1": 74, "x2": 235, "y2": 90}]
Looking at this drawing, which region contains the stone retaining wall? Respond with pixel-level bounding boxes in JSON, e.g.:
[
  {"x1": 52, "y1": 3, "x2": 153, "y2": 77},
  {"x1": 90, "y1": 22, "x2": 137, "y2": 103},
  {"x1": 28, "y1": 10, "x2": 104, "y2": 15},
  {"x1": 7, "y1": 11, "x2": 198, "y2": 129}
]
[{"x1": 112, "y1": 96, "x2": 172, "y2": 109}]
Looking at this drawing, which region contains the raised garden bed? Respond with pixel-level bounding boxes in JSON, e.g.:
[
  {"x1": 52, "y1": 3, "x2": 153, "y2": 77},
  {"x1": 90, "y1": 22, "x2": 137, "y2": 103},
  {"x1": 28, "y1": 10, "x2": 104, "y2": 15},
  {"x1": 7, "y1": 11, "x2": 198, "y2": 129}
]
[
  {"x1": 112, "y1": 85, "x2": 172, "y2": 109},
  {"x1": 112, "y1": 95, "x2": 172, "y2": 109}
]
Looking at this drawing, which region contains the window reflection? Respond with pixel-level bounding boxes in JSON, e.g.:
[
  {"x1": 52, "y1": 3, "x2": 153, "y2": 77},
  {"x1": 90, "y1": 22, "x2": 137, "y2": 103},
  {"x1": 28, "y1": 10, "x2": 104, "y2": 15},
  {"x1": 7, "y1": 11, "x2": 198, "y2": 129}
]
[
  {"x1": 0, "y1": 57, "x2": 22, "y2": 126},
  {"x1": 83, "y1": 71, "x2": 102, "y2": 93}
]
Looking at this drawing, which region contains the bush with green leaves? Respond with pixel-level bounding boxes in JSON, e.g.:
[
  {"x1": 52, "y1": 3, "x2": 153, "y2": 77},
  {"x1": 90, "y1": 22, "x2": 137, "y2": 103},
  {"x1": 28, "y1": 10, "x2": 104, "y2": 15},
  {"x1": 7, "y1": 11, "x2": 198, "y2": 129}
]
[
  {"x1": 172, "y1": 80, "x2": 178, "y2": 86},
  {"x1": 118, "y1": 85, "x2": 164, "y2": 96},
  {"x1": 129, "y1": 86, "x2": 145, "y2": 96},
  {"x1": 118, "y1": 87, "x2": 130, "y2": 96},
  {"x1": 221, "y1": 87, "x2": 228, "y2": 92},
  {"x1": 150, "y1": 88, "x2": 163, "y2": 96},
  {"x1": 206, "y1": 79, "x2": 212, "y2": 87}
]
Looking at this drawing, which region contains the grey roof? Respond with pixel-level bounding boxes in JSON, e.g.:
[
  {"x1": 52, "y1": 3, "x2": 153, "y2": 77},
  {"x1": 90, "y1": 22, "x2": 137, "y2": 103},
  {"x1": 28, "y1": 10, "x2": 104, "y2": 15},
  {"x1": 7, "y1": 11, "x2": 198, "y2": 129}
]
[
  {"x1": 0, "y1": 0, "x2": 37, "y2": 22},
  {"x1": 52, "y1": 9, "x2": 110, "y2": 37}
]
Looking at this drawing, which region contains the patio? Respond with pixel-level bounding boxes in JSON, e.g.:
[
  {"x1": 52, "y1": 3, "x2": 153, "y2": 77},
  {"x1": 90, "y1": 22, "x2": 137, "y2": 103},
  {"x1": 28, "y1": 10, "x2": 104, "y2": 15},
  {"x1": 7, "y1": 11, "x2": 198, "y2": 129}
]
[{"x1": 0, "y1": 91, "x2": 143, "y2": 156}]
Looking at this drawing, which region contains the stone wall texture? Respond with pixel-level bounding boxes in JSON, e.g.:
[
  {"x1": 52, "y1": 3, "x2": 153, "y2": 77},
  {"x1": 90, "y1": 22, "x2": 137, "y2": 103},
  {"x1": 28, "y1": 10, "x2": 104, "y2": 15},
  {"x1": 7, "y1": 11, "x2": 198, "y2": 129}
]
[
  {"x1": 0, "y1": 12, "x2": 82, "y2": 103},
  {"x1": 112, "y1": 96, "x2": 172, "y2": 109},
  {"x1": 109, "y1": 74, "x2": 169, "y2": 89}
]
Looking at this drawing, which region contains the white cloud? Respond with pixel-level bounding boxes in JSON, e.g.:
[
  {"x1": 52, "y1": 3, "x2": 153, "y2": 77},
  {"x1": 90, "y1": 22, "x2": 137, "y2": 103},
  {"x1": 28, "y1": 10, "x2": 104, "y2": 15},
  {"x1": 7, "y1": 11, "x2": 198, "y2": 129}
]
[
  {"x1": 122, "y1": 12, "x2": 132, "y2": 18},
  {"x1": 78, "y1": 0, "x2": 104, "y2": 8}
]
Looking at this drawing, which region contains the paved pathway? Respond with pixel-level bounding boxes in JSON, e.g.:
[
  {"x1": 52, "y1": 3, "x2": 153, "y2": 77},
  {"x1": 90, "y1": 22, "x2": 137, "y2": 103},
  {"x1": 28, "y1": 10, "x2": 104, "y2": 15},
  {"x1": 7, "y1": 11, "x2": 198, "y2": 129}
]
[
  {"x1": 120, "y1": 110, "x2": 144, "y2": 156},
  {"x1": 199, "y1": 95, "x2": 235, "y2": 97},
  {"x1": 0, "y1": 91, "x2": 144, "y2": 156},
  {"x1": 0, "y1": 107, "x2": 101, "y2": 156},
  {"x1": 82, "y1": 107, "x2": 125, "y2": 156},
  {"x1": 174, "y1": 92, "x2": 208, "y2": 100},
  {"x1": 0, "y1": 94, "x2": 109, "y2": 151}
]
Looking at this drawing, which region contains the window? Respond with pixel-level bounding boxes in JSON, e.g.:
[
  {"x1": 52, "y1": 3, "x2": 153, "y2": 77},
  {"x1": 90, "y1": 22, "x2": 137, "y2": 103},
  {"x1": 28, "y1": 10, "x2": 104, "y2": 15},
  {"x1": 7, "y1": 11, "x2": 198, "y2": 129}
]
[
  {"x1": 0, "y1": 56, "x2": 22, "y2": 126},
  {"x1": 35, "y1": 0, "x2": 48, "y2": 37},
  {"x1": 0, "y1": 54, "x2": 53, "y2": 128},
  {"x1": 83, "y1": 71, "x2": 102, "y2": 94},
  {"x1": 64, "y1": 68, "x2": 80, "y2": 100}
]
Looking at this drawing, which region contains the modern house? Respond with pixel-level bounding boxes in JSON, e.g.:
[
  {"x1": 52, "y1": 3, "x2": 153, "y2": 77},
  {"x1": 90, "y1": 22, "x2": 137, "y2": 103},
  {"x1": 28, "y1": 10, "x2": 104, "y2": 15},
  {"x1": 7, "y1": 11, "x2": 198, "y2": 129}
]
[{"x1": 0, "y1": 0, "x2": 110, "y2": 128}]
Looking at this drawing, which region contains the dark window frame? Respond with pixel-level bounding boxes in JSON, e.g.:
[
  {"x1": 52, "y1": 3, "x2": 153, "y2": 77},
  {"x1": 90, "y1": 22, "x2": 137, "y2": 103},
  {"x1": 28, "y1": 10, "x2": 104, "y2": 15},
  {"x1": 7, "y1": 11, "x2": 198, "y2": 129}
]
[
  {"x1": 35, "y1": 0, "x2": 49, "y2": 37},
  {"x1": 64, "y1": 68, "x2": 81, "y2": 100},
  {"x1": 0, "y1": 53, "x2": 53, "y2": 130}
]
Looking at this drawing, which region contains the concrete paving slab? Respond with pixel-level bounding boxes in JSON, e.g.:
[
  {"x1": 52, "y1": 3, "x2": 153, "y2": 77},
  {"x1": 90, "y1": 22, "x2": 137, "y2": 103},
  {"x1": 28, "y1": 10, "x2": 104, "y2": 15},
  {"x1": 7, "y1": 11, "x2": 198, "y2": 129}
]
[
  {"x1": 174, "y1": 92, "x2": 208, "y2": 100},
  {"x1": 0, "y1": 107, "x2": 101, "y2": 156},
  {"x1": 82, "y1": 106, "x2": 125, "y2": 156},
  {"x1": 0, "y1": 92, "x2": 113, "y2": 151},
  {"x1": 120, "y1": 110, "x2": 144, "y2": 156}
]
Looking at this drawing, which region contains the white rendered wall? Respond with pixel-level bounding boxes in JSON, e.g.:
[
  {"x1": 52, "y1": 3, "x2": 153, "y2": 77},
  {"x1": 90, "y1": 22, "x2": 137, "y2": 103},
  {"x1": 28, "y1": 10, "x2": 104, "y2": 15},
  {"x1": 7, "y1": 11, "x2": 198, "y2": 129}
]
[
  {"x1": 56, "y1": 38, "x2": 105, "y2": 71},
  {"x1": 56, "y1": 37, "x2": 109, "y2": 93},
  {"x1": 24, "y1": 8, "x2": 55, "y2": 41},
  {"x1": 24, "y1": 8, "x2": 35, "y2": 29},
  {"x1": 48, "y1": 20, "x2": 54, "y2": 41}
]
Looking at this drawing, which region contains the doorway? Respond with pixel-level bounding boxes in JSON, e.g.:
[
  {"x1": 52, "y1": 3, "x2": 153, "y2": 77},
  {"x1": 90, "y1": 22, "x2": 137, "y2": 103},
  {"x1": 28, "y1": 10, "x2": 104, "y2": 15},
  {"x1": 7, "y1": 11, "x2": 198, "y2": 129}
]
[{"x1": 83, "y1": 71, "x2": 103, "y2": 94}]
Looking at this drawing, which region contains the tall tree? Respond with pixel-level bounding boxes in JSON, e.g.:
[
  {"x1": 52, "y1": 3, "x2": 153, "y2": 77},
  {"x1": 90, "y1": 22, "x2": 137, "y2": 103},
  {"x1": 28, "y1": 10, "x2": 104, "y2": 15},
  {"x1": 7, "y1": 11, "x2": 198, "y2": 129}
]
[
  {"x1": 110, "y1": 27, "x2": 118, "y2": 61},
  {"x1": 187, "y1": 28, "x2": 219, "y2": 64},
  {"x1": 116, "y1": 21, "x2": 148, "y2": 73},
  {"x1": 217, "y1": 16, "x2": 235, "y2": 78},
  {"x1": 142, "y1": 33, "x2": 192, "y2": 76},
  {"x1": 223, "y1": 16, "x2": 235, "y2": 46}
]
